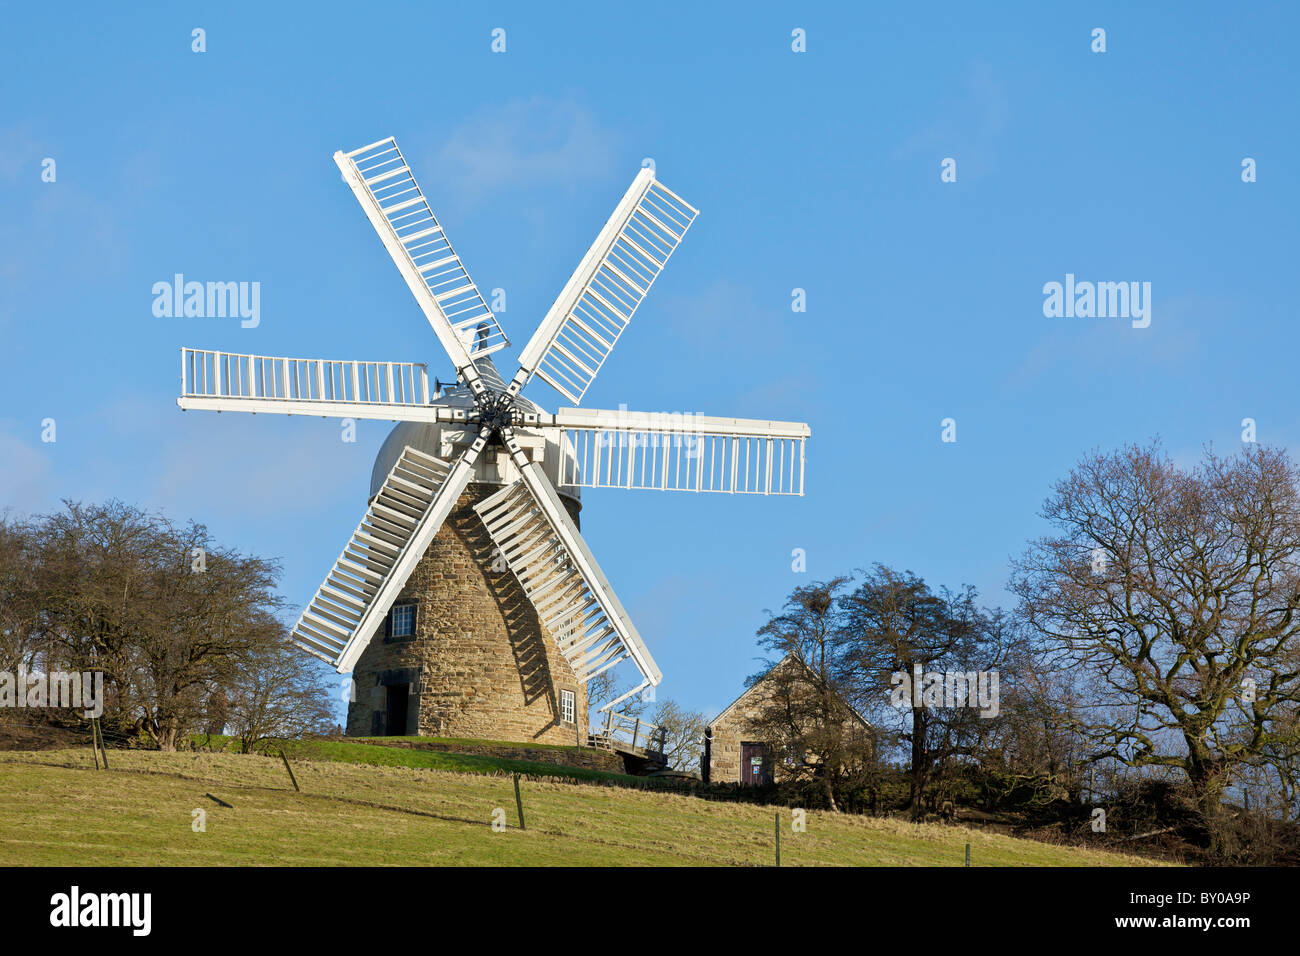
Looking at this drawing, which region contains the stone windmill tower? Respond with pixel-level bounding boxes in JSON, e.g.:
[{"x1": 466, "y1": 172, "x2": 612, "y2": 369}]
[
  {"x1": 346, "y1": 360, "x2": 591, "y2": 744},
  {"x1": 175, "y1": 137, "x2": 811, "y2": 750}
]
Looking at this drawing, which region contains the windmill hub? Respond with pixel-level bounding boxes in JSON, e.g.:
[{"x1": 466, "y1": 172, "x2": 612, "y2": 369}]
[
  {"x1": 174, "y1": 135, "x2": 810, "y2": 743},
  {"x1": 474, "y1": 388, "x2": 518, "y2": 432}
]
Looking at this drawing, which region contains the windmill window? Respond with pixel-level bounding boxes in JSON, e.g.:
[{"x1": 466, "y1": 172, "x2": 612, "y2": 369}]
[
  {"x1": 389, "y1": 603, "x2": 415, "y2": 638},
  {"x1": 560, "y1": 689, "x2": 576, "y2": 725}
]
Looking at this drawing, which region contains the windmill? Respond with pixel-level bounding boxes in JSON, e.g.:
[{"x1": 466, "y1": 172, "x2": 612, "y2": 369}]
[{"x1": 177, "y1": 136, "x2": 811, "y2": 734}]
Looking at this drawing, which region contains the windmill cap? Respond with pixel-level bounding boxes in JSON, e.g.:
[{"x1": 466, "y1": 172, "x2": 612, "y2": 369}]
[{"x1": 369, "y1": 361, "x2": 580, "y2": 505}]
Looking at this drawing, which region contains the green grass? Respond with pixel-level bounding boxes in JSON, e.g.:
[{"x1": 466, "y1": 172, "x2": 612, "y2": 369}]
[
  {"x1": 0, "y1": 748, "x2": 1169, "y2": 866},
  {"x1": 197, "y1": 734, "x2": 638, "y2": 784},
  {"x1": 353, "y1": 734, "x2": 594, "y2": 753}
]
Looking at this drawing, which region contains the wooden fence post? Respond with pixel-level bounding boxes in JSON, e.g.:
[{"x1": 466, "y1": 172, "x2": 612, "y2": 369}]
[
  {"x1": 513, "y1": 773, "x2": 526, "y2": 831},
  {"x1": 775, "y1": 811, "x2": 781, "y2": 867},
  {"x1": 92, "y1": 717, "x2": 109, "y2": 769},
  {"x1": 965, "y1": 843, "x2": 971, "y2": 867},
  {"x1": 279, "y1": 749, "x2": 300, "y2": 792}
]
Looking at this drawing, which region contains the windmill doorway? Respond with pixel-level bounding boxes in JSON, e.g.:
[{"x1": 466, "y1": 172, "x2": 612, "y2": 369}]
[{"x1": 386, "y1": 685, "x2": 409, "y2": 736}]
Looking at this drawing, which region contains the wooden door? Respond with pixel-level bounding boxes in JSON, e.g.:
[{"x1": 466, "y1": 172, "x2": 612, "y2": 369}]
[
  {"x1": 386, "y1": 684, "x2": 409, "y2": 736},
  {"x1": 741, "y1": 742, "x2": 771, "y2": 785}
]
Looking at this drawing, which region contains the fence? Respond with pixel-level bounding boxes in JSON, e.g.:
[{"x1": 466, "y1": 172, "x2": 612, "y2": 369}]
[{"x1": 591, "y1": 709, "x2": 667, "y2": 755}]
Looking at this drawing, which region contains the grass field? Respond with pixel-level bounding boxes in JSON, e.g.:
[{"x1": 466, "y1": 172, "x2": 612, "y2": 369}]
[
  {"x1": 215, "y1": 734, "x2": 640, "y2": 783},
  {"x1": 0, "y1": 748, "x2": 1165, "y2": 866}
]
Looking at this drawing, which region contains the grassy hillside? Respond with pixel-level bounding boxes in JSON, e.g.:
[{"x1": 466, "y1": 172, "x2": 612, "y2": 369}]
[
  {"x1": 0, "y1": 749, "x2": 1164, "y2": 866},
  {"x1": 206, "y1": 734, "x2": 638, "y2": 783}
]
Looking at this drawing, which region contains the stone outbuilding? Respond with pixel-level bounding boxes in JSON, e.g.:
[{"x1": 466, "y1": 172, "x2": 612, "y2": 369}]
[{"x1": 702, "y1": 651, "x2": 872, "y2": 784}]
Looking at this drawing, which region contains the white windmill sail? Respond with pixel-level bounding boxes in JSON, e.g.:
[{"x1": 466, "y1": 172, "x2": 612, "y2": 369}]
[
  {"x1": 515, "y1": 168, "x2": 698, "y2": 404},
  {"x1": 335, "y1": 137, "x2": 508, "y2": 397},
  {"x1": 473, "y1": 449, "x2": 661, "y2": 688},
  {"x1": 292, "y1": 440, "x2": 483, "y2": 672},
  {"x1": 544, "y1": 407, "x2": 809, "y2": 495},
  {"x1": 177, "y1": 348, "x2": 488, "y2": 426}
]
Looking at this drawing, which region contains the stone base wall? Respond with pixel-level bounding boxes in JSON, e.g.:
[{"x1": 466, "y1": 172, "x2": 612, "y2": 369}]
[{"x1": 346, "y1": 482, "x2": 588, "y2": 747}]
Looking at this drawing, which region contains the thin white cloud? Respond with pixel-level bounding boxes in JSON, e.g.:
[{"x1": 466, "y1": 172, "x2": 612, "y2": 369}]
[
  {"x1": 1000, "y1": 293, "x2": 1212, "y2": 394},
  {"x1": 0, "y1": 124, "x2": 42, "y2": 184},
  {"x1": 152, "y1": 413, "x2": 374, "y2": 521},
  {"x1": 0, "y1": 124, "x2": 127, "y2": 332},
  {"x1": 0, "y1": 424, "x2": 55, "y2": 516},
  {"x1": 660, "y1": 279, "x2": 780, "y2": 358},
  {"x1": 430, "y1": 97, "x2": 619, "y2": 204},
  {"x1": 0, "y1": 126, "x2": 44, "y2": 321},
  {"x1": 895, "y1": 62, "x2": 1009, "y2": 180}
]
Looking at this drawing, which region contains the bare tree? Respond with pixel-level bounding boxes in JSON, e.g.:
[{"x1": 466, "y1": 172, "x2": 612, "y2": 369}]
[
  {"x1": 974, "y1": 635, "x2": 1089, "y2": 812},
  {"x1": 226, "y1": 639, "x2": 335, "y2": 754},
  {"x1": 0, "y1": 513, "x2": 38, "y2": 675},
  {"x1": 1010, "y1": 441, "x2": 1300, "y2": 845},
  {"x1": 586, "y1": 671, "x2": 649, "y2": 727},
  {"x1": 26, "y1": 500, "x2": 324, "y2": 750},
  {"x1": 750, "y1": 578, "x2": 873, "y2": 811},
  {"x1": 648, "y1": 698, "x2": 707, "y2": 772}
]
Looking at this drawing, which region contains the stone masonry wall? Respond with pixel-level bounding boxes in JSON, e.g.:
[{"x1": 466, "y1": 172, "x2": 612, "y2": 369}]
[
  {"x1": 706, "y1": 656, "x2": 871, "y2": 784},
  {"x1": 346, "y1": 482, "x2": 589, "y2": 746},
  {"x1": 706, "y1": 679, "x2": 775, "y2": 784}
]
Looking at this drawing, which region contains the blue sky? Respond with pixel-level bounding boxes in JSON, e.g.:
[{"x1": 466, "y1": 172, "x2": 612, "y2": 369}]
[{"x1": 2, "y1": 1, "x2": 1297, "y2": 721}]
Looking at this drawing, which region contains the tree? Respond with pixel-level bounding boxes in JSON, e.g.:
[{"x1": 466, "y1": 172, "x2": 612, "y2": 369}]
[
  {"x1": 586, "y1": 671, "x2": 649, "y2": 727},
  {"x1": 586, "y1": 670, "x2": 621, "y2": 717},
  {"x1": 0, "y1": 513, "x2": 39, "y2": 675},
  {"x1": 1010, "y1": 441, "x2": 1300, "y2": 843},
  {"x1": 750, "y1": 578, "x2": 874, "y2": 811},
  {"x1": 226, "y1": 639, "x2": 334, "y2": 754},
  {"x1": 973, "y1": 635, "x2": 1089, "y2": 812},
  {"x1": 836, "y1": 565, "x2": 1006, "y2": 818},
  {"x1": 648, "y1": 698, "x2": 707, "y2": 772},
  {"x1": 23, "y1": 500, "x2": 327, "y2": 750}
]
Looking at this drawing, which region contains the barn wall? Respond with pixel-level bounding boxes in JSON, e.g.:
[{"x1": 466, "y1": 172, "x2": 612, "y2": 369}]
[
  {"x1": 706, "y1": 656, "x2": 871, "y2": 784},
  {"x1": 346, "y1": 482, "x2": 589, "y2": 746},
  {"x1": 705, "y1": 679, "x2": 775, "y2": 784}
]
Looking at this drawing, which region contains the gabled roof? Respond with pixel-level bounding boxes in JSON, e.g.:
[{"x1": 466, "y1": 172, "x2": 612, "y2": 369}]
[{"x1": 707, "y1": 650, "x2": 872, "y2": 730}]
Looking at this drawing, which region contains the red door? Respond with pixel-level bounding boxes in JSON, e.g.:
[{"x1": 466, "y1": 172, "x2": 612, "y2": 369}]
[{"x1": 740, "y1": 742, "x2": 772, "y2": 785}]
